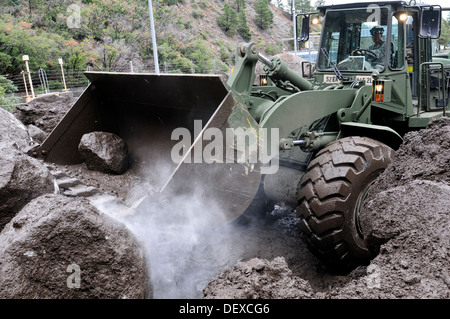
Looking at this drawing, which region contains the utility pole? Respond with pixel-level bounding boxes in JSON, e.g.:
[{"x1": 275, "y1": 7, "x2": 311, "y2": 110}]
[
  {"x1": 293, "y1": 0, "x2": 297, "y2": 53},
  {"x1": 148, "y1": 0, "x2": 160, "y2": 74}
]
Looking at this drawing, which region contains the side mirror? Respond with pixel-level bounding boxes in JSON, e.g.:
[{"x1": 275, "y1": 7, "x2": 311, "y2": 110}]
[
  {"x1": 297, "y1": 15, "x2": 310, "y2": 42},
  {"x1": 419, "y1": 5, "x2": 441, "y2": 38}
]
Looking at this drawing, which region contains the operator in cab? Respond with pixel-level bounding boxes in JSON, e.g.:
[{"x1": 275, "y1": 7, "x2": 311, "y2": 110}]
[{"x1": 368, "y1": 25, "x2": 386, "y2": 68}]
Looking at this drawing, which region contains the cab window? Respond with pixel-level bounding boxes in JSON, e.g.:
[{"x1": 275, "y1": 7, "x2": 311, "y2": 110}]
[{"x1": 318, "y1": 8, "x2": 389, "y2": 72}]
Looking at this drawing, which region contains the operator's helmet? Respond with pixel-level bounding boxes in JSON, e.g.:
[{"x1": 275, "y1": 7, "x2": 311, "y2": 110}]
[{"x1": 370, "y1": 25, "x2": 384, "y2": 35}]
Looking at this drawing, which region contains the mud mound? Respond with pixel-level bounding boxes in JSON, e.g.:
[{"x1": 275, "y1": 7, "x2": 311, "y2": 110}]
[
  {"x1": 13, "y1": 93, "x2": 75, "y2": 134},
  {"x1": 368, "y1": 117, "x2": 450, "y2": 188},
  {"x1": 0, "y1": 194, "x2": 151, "y2": 299},
  {"x1": 335, "y1": 179, "x2": 450, "y2": 298},
  {"x1": 203, "y1": 257, "x2": 314, "y2": 299},
  {"x1": 204, "y1": 118, "x2": 450, "y2": 299}
]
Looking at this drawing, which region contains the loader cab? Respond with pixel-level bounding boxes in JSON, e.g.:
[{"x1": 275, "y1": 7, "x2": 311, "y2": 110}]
[
  {"x1": 298, "y1": 2, "x2": 448, "y2": 119},
  {"x1": 315, "y1": 6, "x2": 392, "y2": 73}
]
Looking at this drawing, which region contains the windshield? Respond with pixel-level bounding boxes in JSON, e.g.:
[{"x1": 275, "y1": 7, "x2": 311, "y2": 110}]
[{"x1": 318, "y1": 8, "x2": 389, "y2": 72}]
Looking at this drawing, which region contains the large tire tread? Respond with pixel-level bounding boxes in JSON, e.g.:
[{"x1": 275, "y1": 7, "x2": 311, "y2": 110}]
[{"x1": 296, "y1": 136, "x2": 394, "y2": 272}]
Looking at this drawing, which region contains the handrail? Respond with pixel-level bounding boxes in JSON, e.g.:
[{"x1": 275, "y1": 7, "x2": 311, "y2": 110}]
[
  {"x1": 38, "y1": 68, "x2": 49, "y2": 94},
  {"x1": 418, "y1": 62, "x2": 447, "y2": 117}
]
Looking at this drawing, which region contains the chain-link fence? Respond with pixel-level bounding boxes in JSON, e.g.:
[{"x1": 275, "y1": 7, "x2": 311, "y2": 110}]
[
  {"x1": 1, "y1": 58, "x2": 234, "y2": 110},
  {"x1": 1, "y1": 67, "x2": 90, "y2": 110}
]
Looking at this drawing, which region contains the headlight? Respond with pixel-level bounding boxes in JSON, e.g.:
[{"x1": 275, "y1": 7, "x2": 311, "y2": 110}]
[{"x1": 372, "y1": 80, "x2": 384, "y2": 102}]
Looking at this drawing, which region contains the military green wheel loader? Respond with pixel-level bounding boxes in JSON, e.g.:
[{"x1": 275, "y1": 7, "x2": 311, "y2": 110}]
[{"x1": 30, "y1": 1, "x2": 449, "y2": 271}]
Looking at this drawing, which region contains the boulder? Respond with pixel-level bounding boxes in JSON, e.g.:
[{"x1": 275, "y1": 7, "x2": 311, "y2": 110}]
[
  {"x1": 0, "y1": 151, "x2": 54, "y2": 231},
  {"x1": 27, "y1": 124, "x2": 47, "y2": 144},
  {"x1": 78, "y1": 132, "x2": 129, "y2": 174},
  {"x1": 0, "y1": 107, "x2": 54, "y2": 231},
  {"x1": 0, "y1": 106, "x2": 31, "y2": 153},
  {"x1": 0, "y1": 194, "x2": 152, "y2": 299}
]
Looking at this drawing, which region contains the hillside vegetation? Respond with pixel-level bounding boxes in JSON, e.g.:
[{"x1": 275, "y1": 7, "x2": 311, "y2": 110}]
[{"x1": 0, "y1": 0, "x2": 298, "y2": 77}]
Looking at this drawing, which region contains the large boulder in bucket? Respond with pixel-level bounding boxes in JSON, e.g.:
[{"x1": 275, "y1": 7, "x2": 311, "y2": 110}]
[
  {"x1": 0, "y1": 194, "x2": 152, "y2": 299},
  {"x1": 78, "y1": 131, "x2": 129, "y2": 174}
]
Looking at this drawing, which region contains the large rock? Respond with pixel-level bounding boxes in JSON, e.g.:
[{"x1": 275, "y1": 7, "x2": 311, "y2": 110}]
[
  {"x1": 26, "y1": 124, "x2": 47, "y2": 144},
  {"x1": 0, "y1": 194, "x2": 152, "y2": 299},
  {"x1": 0, "y1": 106, "x2": 31, "y2": 153},
  {"x1": 0, "y1": 151, "x2": 54, "y2": 231},
  {"x1": 78, "y1": 132, "x2": 129, "y2": 174},
  {"x1": 0, "y1": 107, "x2": 54, "y2": 231}
]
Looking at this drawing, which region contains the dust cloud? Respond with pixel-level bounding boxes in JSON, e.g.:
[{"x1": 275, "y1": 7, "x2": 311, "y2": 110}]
[{"x1": 92, "y1": 161, "x2": 244, "y2": 299}]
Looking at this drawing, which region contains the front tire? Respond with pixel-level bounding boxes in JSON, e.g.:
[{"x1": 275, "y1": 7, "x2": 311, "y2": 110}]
[{"x1": 296, "y1": 137, "x2": 394, "y2": 272}]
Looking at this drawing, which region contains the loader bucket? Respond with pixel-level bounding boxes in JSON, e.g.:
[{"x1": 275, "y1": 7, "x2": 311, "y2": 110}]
[{"x1": 35, "y1": 71, "x2": 263, "y2": 223}]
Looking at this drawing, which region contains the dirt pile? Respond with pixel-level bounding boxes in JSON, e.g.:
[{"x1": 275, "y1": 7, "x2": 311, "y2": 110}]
[
  {"x1": 203, "y1": 257, "x2": 315, "y2": 299},
  {"x1": 13, "y1": 93, "x2": 75, "y2": 135},
  {"x1": 203, "y1": 118, "x2": 450, "y2": 299},
  {"x1": 0, "y1": 194, "x2": 151, "y2": 299}
]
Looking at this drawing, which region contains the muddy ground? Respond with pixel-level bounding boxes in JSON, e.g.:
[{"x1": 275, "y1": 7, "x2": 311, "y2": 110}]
[{"x1": 10, "y1": 94, "x2": 450, "y2": 299}]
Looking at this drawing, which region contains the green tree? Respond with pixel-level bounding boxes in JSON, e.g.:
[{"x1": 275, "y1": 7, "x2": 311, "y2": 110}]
[
  {"x1": 217, "y1": 3, "x2": 238, "y2": 36},
  {"x1": 237, "y1": 10, "x2": 251, "y2": 41},
  {"x1": 234, "y1": 0, "x2": 246, "y2": 12},
  {"x1": 185, "y1": 39, "x2": 214, "y2": 73},
  {"x1": 255, "y1": 0, "x2": 273, "y2": 29},
  {"x1": 0, "y1": 17, "x2": 65, "y2": 74}
]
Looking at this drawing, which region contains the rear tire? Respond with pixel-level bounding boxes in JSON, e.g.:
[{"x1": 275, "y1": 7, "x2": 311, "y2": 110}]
[{"x1": 296, "y1": 137, "x2": 394, "y2": 272}]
